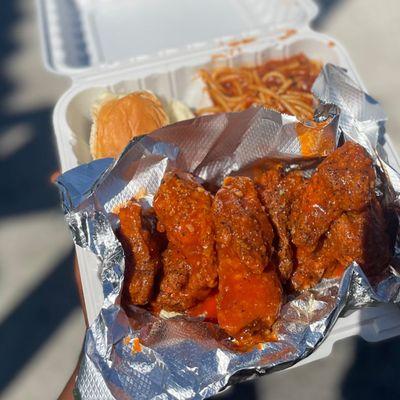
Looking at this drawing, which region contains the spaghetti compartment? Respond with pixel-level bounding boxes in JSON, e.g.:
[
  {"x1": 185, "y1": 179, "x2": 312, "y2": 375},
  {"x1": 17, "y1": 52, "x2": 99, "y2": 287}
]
[{"x1": 198, "y1": 53, "x2": 322, "y2": 120}]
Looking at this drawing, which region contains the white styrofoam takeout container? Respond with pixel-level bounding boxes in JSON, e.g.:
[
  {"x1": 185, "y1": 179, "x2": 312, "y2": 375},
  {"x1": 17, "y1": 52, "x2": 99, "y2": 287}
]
[{"x1": 37, "y1": 0, "x2": 400, "y2": 365}]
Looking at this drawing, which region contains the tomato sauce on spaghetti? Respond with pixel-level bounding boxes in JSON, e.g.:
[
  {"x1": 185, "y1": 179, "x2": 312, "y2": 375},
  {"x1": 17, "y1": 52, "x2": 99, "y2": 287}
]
[{"x1": 198, "y1": 54, "x2": 322, "y2": 121}]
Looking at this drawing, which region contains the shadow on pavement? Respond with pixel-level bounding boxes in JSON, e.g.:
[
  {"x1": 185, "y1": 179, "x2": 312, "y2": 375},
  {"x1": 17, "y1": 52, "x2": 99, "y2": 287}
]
[
  {"x1": 313, "y1": 0, "x2": 346, "y2": 28},
  {"x1": 0, "y1": 250, "x2": 79, "y2": 393},
  {"x1": 0, "y1": 107, "x2": 61, "y2": 217},
  {"x1": 215, "y1": 380, "x2": 258, "y2": 400},
  {"x1": 341, "y1": 325, "x2": 400, "y2": 400},
  {"x1": 0, "y1": 0, "x2": 79, "y2": 395},
  {"x1": 0, "y1": 0, "x2": 61, "y2": 217}
]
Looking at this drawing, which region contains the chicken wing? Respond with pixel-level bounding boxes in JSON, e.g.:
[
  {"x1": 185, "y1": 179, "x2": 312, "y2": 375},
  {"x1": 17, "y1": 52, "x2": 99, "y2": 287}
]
[
  {"x1": 290, "y1": 141, "x2": 375, "y2": 252},
  {"x1": 291, "y1": 199, "x2": 390, "y2": 290},
  {"x1": 213, "y1": 176, "x2": 281, "y2": 346},
  {"x1": 153, "y1": 171, "x2": 217, "y2": 311},
  {"x1": 289, "y1": 142, "x2": 389, "y2": 290},
  {"x1": 118, "y1": 201, "x2": 164, "y2": 305},
  {"x1": 257, "y1": 168, "x2": 307, "y2": 281},
  {"x1": 323, "y1": 198, "x2": 391, "y2": 278},
  {"x1": 290, "y1": 241, "x2": 336, "y2": 291}
]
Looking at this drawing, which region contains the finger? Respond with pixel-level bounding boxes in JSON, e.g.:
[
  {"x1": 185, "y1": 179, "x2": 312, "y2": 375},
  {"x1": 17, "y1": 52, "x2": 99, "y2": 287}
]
[{"x1": 57, "y1": 361, "x2": 80, "y2": 400}]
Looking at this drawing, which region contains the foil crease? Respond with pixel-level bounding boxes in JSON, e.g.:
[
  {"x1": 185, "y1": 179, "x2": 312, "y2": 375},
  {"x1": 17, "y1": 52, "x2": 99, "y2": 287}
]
[
  {"x1": 57, "y1": 64, "x2": 400, "y2": 400},
  {"x1": 312, "y1": 63, "x2": 387, "y2": 154}
]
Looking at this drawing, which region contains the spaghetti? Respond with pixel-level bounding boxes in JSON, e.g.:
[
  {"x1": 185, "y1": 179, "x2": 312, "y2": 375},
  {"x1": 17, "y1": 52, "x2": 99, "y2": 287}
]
[{"x1": 198, "y1": 54, "x2": 322, "y2": 121}]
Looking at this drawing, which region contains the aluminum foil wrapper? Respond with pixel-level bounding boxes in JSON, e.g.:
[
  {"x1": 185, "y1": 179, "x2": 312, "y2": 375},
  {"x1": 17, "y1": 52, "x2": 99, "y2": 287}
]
[
  {"x1": 312, "y1": 64, "x2": 387, "y2": 155},
  {"x1": 57, "y1": 64, "x2": 400, "y2": 399}
]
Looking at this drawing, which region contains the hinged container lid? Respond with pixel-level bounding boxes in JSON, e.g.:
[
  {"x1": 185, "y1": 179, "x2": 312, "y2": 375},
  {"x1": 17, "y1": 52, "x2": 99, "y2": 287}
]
[{"x1": 37, "y1": 0, "x2": 318, "y2": 77}]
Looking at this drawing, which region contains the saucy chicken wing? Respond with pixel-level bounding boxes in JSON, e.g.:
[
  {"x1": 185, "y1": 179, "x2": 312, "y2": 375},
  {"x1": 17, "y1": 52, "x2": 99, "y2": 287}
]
[
  {"x1": 213, "y1": 176, "x2": 282, "y2": 346},
  {"x1": 118, "y1": 201, "x2": 164, "y2": 305},
  {"x1": 323, "y1": 198, "x2": 391, "y2": 278},
  {"x1": 153, "y1": 171, "x2": 217, "y2": 311},
  {"x1": 289, "y1": 142, "x2": 389, "y2": 290},
  {"x1": 292, "y1": 199, "x2": 390, "y2": 289},
  {"x1": 290, "y1": 242, "x2": 335, "y2": 291},
  {"x1": 257, "y1": 168, "x2": 307, "y2": 281},
  {"x1": 290, "y1": 141, "x2": 375, "y2": 252}
]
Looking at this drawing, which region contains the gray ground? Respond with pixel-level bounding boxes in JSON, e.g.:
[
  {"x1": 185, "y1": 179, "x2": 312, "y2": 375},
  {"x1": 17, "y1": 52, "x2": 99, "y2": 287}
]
[{"x1": 0, "y1": 0, "x2": 399, "y2": 399}]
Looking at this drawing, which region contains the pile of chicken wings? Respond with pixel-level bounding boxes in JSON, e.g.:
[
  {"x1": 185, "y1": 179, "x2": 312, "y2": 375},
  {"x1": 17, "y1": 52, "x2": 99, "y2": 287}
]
[{"x1": 117, "y1": 142, "x2": 391, "y2": 348}]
